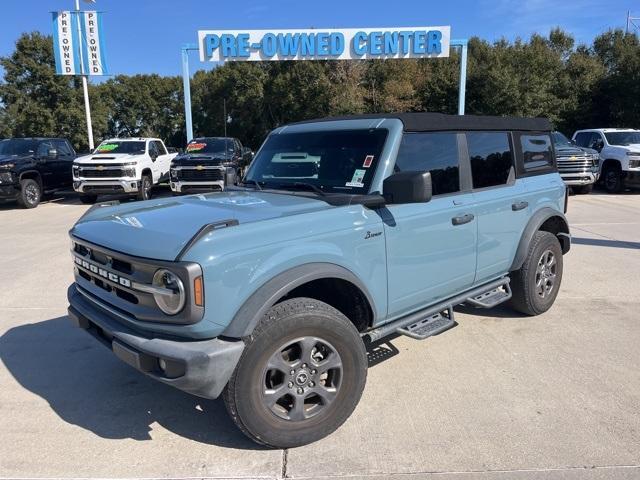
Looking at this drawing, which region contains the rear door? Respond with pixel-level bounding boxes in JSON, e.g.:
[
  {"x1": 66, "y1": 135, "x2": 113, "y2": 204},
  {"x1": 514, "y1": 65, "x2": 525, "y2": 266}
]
[
  {"x1": 384, "y1": 132, "x2": 477, "y2": 318},
  {"x1": 465, "y1": 131, "x2": 529, "y2": 284}
]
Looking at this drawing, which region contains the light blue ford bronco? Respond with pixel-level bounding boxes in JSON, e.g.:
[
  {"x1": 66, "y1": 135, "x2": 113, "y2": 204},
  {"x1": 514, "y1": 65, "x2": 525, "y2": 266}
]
[{"x1": 67, "y1": 113, "x2": 570, "y2": 448}]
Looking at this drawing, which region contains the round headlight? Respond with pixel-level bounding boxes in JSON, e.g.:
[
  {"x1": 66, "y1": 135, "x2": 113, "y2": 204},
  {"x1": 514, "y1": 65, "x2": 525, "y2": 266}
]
[{"x1": 152, "y1": 269, "x2": 185, "y2": 315}]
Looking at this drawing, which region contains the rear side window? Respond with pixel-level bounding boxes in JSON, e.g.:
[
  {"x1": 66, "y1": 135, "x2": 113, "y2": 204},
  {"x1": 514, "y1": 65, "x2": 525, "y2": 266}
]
[
  {"x1": 466, "y1": 132, "x2": 513, "y2": 189},
  {"x1": 519, "y1": 134, "x2": 554, "y2": 172},
  {"x1": 395, "y1": 133, "x2": 460, "y2": 196}
]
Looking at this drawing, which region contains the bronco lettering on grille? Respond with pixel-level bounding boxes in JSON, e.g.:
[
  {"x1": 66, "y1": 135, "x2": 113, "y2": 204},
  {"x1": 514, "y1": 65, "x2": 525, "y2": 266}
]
[{"x1": 74, "y1": 256, "x2": 132, "y2": 288}]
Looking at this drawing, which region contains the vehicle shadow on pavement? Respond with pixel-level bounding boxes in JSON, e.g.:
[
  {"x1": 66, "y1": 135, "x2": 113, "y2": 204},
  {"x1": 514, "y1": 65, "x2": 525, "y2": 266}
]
[
  {"x1": 0, "y1": 316, "x2": 266, "y2": 450},
  {"x1": 572, "y1": 237, "x2": 640, "y2": 250}
]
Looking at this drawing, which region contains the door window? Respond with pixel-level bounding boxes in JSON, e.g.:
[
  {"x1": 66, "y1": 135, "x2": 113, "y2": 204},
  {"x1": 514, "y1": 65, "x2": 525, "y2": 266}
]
[
  {"x1": 37, "y1": 141, "x2": 54, "y2": 157},
  {"x1": 467, "y1": 132, "x2": 514, "y2": 189},
  {"x1": 54, "y1": 140, "x2": 73, "y2": 157},
  {"x1": 395, "y1": 133, "x2": 460, "y2": 196},
  {"x1": 519, "y1": 134, "x2": 553, "y2": 172},
  {"x1": 574, "y1": 132, "x2": 592, "y2": 148},
  {"x1": 153, "y1": 141, "x2": 167, "y2": 156}
]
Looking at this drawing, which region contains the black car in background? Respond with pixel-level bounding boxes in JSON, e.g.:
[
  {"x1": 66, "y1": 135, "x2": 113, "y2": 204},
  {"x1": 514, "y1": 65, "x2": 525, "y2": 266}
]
[
  {"x1": 169, "y1": 137, "x2": 253, "y2": 194},
  {"x1": 0, "y1": 138, "x2": 76, "y2": 208}
]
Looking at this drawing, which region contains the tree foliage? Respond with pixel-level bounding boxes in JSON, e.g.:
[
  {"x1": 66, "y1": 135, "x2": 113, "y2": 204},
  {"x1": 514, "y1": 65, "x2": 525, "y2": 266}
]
[{"x1": 1, "y1": 29, "x2": 639, "y2": 151}]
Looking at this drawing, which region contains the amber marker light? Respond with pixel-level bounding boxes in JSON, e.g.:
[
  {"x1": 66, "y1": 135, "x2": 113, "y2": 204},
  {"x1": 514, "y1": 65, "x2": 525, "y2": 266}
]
[{"x1": 194, "y1": 276, "x2": 204, "y2": 307}]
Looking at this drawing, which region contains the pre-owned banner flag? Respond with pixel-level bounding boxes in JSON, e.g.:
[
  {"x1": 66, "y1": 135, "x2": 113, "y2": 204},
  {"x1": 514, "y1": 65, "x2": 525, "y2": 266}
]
[{"x1": 52, "y1": 11, "x2": 108, "y2": 76}]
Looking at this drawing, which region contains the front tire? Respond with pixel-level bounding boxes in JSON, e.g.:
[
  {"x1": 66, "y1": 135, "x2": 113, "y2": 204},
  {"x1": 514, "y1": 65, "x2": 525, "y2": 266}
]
[
  {"x1": 137, "y1": 174, "x2": 152, "y2": 201},
  {"x1": 510, "y1": 231, "x2": 563, "y2": 316},
  {"x1": 603, "y1": 166, "x2": 623, "y2": 193},
  {"x1": 17, "y1": 178, "x2": 41, "y2": 209},
  {"x1": 223, "y1": 298, "x2": 368, "y2": 448}
]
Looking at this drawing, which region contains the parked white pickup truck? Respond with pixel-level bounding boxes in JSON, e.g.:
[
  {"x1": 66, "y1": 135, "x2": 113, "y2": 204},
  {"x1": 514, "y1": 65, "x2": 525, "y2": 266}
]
[
  {"x1": 573, "y1": 129, "x2": 640, "y2": 193},
  {"x1": 73, "y1": 138, "x2": 177, "y2": 203}
]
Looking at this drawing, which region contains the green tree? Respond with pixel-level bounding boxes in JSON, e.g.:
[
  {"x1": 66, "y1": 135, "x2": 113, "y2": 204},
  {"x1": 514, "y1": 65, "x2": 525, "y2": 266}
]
[{"x1": 0, "y1": 32, "x2": 107, "y2": 151}]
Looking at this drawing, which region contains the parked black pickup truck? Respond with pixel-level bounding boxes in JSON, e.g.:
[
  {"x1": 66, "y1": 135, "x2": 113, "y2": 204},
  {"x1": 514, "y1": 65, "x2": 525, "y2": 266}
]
[{"x1": 0, "y1": 138, "x2": 76, "y2": 208}]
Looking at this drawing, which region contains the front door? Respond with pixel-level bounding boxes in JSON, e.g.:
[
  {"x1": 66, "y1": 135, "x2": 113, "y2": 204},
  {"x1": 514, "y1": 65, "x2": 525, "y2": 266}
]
[{"x1": 384, "y1": 132, "x2": 477, "y2": 319}]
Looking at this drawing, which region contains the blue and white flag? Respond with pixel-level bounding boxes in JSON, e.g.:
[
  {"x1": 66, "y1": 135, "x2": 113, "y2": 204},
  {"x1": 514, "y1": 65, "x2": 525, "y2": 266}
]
[{"x1": 52, "y1": 11, "x2": 108, "y2": 76}]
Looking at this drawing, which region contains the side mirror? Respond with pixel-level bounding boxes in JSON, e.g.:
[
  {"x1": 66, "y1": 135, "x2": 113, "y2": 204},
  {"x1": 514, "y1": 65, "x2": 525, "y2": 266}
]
[
  {"x1": 383, "y1": 171, "x2": 432, "y2": 204},
  {"x1": 47, "y1": 148, "x2": 58, "y2": 158}
]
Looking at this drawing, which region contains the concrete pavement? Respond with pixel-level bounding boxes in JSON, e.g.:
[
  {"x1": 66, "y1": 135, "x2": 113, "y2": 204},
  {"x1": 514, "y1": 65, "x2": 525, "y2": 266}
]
[{"x1": 0, "y1": 191, "x2": 639, "y2": 479}]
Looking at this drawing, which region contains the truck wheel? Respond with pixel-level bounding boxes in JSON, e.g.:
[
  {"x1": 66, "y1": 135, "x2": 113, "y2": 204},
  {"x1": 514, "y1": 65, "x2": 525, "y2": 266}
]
[
  {"x1": 223, "y1": 298, "x2": 368, "y2": 448},
  {"x1": 603, "y1": 167, "x2": 623, "y2": 193},
  {"x1": 79, "y1": 194, "x2": 97, "y2": 204},
  {"x1": 138, "y1": 174, "x2": 152, "y2": 201},
  {"x1": 573, "y1": 184, "x2": 593, "y2": 195},
  {"x1": 510, "y1": 231, "x2": 563, "y2": 316},
  {"x1": 17, "y1": 178, "x2": 41, "y2": 209}
]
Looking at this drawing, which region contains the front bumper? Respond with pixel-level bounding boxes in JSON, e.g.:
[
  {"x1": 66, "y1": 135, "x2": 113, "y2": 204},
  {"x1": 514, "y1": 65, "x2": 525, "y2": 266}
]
[
  {"x1": 0, "y1": 183, "x2": 20, "y2": 201},
  {"x1": 67, "y1": 284, "x2": 244, "y2": 399},
  {"x1": 73, "y1": 179, "x2": 141, "y2": 194},
  {"x1": 560, "y1": 171, "x2": 598, "y2": 186},
  {"x1": 170, "y1": 180, "x2": 225, "y2": 193}
]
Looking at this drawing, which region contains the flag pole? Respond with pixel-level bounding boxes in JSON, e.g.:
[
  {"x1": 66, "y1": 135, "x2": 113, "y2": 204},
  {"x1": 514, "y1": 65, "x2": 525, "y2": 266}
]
[{"x1": 75, "y1": 0, "x2": 94, "y2": 151}]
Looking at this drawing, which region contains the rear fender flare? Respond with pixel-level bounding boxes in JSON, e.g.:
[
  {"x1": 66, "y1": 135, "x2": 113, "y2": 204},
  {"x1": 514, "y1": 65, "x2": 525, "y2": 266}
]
[
  {"x1": 221, "y1": 263, "x2": 377, "y2": 339},
  {"x1": 510, "y1": 208, "x2": 570, "y2": 272}
]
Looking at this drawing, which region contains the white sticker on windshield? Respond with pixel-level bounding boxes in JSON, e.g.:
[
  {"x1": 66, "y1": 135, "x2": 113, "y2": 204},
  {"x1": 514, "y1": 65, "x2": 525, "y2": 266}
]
[{"x1": 346, "y1": 169, "x2": 366, "y2": 188}]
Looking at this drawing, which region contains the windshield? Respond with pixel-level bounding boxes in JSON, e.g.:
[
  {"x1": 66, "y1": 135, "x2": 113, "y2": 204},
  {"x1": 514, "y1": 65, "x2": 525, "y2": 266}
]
[
  {"x1": 604, "y1": 131, "x2": 640, "y2": 146},
  {"x1": 0, "y1": 139, "x2": 38, "y2": 156},
  {"x1": 186, "y1": 138, "x2": 234, "y2": 154},
  {"x1": 245, "y1": 129, "x2": 388, "y2": 194},
  {"x1": 94, "y1": 141, "x2": 146, "y2": 155},
  {"x1": 552, "y1": 132, "x2": 573, "y2": 147}
]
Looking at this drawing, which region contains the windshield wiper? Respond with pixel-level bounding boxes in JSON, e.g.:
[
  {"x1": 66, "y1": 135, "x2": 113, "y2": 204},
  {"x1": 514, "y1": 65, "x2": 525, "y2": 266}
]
[{"x1": 276, "y1": 182, "x2": 326, "y2": 196}]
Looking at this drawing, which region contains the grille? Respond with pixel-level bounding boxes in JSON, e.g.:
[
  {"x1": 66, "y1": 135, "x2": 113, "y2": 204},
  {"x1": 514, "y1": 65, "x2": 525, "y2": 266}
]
[
  {"x1": 177, "y1": 168, "x2": 225, "y2": 181},
  {"x1": 80, "y1": 168, "x2": 125, "y2": 178},
  {"x1": 557, "y1": 156, "x2": 593, "y2": 174}
]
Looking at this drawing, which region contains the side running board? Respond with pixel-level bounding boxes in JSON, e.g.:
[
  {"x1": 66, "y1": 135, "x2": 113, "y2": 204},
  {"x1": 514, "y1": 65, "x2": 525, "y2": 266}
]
[{"x1": 366, "y1": 277, "x2": 512, "y2": 343}]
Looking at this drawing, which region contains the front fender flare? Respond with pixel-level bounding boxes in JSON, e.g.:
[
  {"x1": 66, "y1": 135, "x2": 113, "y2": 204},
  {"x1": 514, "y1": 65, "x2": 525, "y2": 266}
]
[
  {"x1": 222, "y1": 263, "x2": 377, "y2": 339},
  {"x1": 510, "y1": 207, "x2": 570, "y2": 272}
]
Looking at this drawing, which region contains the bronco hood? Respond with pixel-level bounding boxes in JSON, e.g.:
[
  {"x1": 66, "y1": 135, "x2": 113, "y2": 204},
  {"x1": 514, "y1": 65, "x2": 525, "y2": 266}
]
[{"x1": 70, "y1": 191, "x2": 332, "y2": 261}]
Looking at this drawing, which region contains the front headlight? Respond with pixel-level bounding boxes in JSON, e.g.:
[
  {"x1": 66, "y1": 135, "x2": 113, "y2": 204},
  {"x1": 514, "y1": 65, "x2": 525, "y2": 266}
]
[
  {"x1": 0, "y1": 172, "x2": 13, "y2": 184},
  {"x1": 124, "y1": 168, "x2": 136, "y2": 177},
  {"x1": 170, "y1": 168, "x2": 178, "y2": 180},
  {"x1": 626, "y1": 152, "x2": 640, "y2": 157},
  {"x1": 629, "y1": 160, "x2": 640, "y2": 169},
  {"x1": 152, "y1": 269, "x2": 185, "y2": 315},
  {"x1": 72, "y1": 166, "x2": 80, "y2": 178},
  {"x1": 0, "y1": 163, "x2": 15, "y2": 170}
]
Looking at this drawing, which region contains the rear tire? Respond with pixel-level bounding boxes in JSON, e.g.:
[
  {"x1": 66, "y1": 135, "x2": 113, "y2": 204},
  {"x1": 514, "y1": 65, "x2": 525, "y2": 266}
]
[
  {"x1": 510, "y1": 231, "x2": 563, "y2": 316},
  {"x1": 137, "y1": 174, "x2": 152, "y2": 201},
  {"x1": 573, "y1": 184, "x2": 593, "y2": 195},
  {"x1": 223, "y1": 298, "x2": 368, "y2": 448},
  {"x1": 79, "y1": 194, "x2": 97, "y2": 204},
  {"x1": 17, "y1": 178, "x2": 41, "y2": 209}
]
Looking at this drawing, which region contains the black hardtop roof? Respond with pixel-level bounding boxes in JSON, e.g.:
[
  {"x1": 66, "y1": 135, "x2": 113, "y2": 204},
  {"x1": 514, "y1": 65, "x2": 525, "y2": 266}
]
[{"x1": 295, "y1": 112, "x2": 552, "y2": 133}]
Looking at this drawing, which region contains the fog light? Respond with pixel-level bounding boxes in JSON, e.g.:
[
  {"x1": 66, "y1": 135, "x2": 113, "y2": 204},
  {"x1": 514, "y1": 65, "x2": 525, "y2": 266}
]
[{"x1": 158, "y1": 358, "x2": 167, "y2": 371}]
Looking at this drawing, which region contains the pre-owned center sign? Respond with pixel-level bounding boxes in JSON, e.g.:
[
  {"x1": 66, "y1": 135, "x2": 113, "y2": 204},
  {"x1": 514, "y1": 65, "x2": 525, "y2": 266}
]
[{"x1": 198, "y1": 27, "x2": 451, "y2": 62}]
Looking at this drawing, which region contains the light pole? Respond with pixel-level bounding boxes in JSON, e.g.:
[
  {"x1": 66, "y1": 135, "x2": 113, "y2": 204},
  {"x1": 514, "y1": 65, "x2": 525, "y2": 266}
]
[{"x1": 74, "y1": 0, "x2": 94, "y2": 150}]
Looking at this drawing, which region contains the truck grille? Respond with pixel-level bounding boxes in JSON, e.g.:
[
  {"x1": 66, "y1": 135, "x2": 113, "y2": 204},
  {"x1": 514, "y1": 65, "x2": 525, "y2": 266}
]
[
  {"x1": 79, "y1": 166, "x2": 125, "y2": 178},
  {"x1": 177, "y1": 167, "x2": 225, "y2": 181},
  {"x1": 557, "y1": 155, "x2": 594, "y2": 175}
]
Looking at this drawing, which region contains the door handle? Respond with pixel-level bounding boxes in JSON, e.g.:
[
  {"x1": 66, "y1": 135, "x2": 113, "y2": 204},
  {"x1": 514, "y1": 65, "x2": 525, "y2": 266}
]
[
  {"x1": 452, "y1": 214, "x2": 474, "y2": 226},
  {"x1": 512, "y1": 201, "x2": 529, "y2": 211}
]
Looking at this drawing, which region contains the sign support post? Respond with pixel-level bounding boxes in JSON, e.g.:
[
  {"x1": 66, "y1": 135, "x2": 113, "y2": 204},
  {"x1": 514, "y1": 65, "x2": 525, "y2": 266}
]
[
  {"x1": 181, "y1": 44, "x2": 197, "y2": 143},
  {"x1": 451, "y1": 39, "x2": 468, "y2": 115},
  {"x1": 74, "y1": 0, "x2": 94, "y2": 150}
]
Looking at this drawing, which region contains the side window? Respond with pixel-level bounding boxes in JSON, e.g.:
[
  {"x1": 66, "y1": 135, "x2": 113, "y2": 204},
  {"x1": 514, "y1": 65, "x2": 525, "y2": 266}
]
[
  {"x1": 467, "y1": 132, "x2": 514, "y2": 189},
  {"x1": 519, "y1": 133, "x2": 554, "y2": 173},
  {"x1": 54, "y1": 140, "x2": 72, "y2": 157},
  {"x1": 148, "y1": 142, "x2": 157, "y2": 157},
  {"x1": 587, "y1": 133, "x2": 604, "y2": 151},
  {"x1": 395, "y1": 132, "x2": 460, "y2": 196},
  {"x1": 154, "y1": 141, "x2": 167, "y2": 155},
  {"x1": 37, "y1": 141, "x2": 53, "y2": 157},
  {"x1": 574, "y1": 132, "x2": 591, "y2": 148}
]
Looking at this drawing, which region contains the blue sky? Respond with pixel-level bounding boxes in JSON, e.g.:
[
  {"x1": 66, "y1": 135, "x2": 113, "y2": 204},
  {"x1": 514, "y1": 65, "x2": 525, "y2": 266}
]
[{"x1": 0, "y1": 0, "x2": 637, "y2": 81}]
